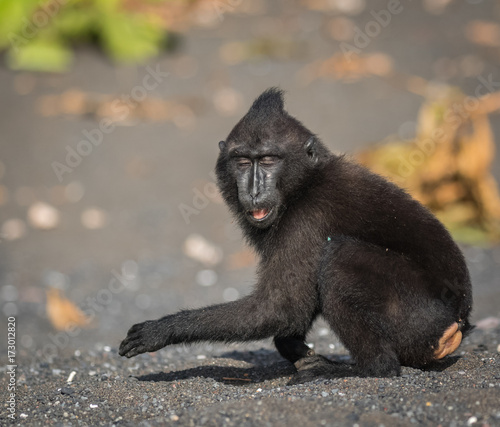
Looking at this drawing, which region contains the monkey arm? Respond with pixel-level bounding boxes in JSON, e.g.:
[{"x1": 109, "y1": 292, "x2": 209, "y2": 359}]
[{"x1": 119, "y1": 289, "x2": 313, "y2": 358}]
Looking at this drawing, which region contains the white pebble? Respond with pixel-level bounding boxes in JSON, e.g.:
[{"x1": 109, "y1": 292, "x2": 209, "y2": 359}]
[
  {"x1": 467, "y1": 416, "x2": 478, "y2": 426},
  {"x1": 67, "y1": 371, "x2": 76, "y2": 383},
  {"x1": 1, "y1": 218, "x2": 27, "y2": 240},
  {"x1": 20, "y1": 414, "x2": 28, "y2": 419},
  {"x1": 81, "y1": 207, "x2": 107, "y2": 229},
  {"x1": 476, "y1": 316, "x2": 500, "y2": 330},
  {"x1": 89, "y1": 404, "x2": 98, "y2": 409},
  {"x1": 196, "y1": 269, "x2": 218, "y2": 287},
  {"x1": 183, "y1": 234, "x2": 223, "y2": 266},
  {"x1": 28, "y1": 202, "x2": 60, "y2": 230},
  {"x1": 222, "y1": 287, "x2": 239, "y2": 301}
]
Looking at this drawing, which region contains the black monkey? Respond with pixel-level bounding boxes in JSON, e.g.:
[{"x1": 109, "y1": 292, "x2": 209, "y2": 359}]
[{"x1": 119, "y1": 88, "x2": 472, "y2": 382}]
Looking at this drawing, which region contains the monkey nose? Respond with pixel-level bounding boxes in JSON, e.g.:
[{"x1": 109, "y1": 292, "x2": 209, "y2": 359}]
[{"x1": 250, "y1": 192, "x2": 260, "y2": 203}]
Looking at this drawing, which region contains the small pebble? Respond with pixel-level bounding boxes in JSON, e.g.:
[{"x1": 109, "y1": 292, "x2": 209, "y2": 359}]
[
  {"x1": 1, "y1": 218, "x2": 27, "y2": 240},
  {"x1": 60, "y1": 387, "x2": 75, "y2": 395},
  {"x1": 222, "y1": 287, "x2": 239, "y2": 301},
  {"x1": 476, "y1": 317, "x2": 500, "y2": 330},
  {"x1": 81, "y1": 207, "x2": 107, "y2": 229},
  {"x1": 28, "y1": 202, "x2": 60, "y2": 230},
  {"x1": 183, "y1": 234, "x2": 223, "y2": 266},
  {"x1": 196, "y1": 269, "x2": 218, "y2": 287},
  {"x1": 467, "y1": 416, "x2": 478, "y2": 426},
  {"x1": 67, "y1": 371, "x2": 76, "y2": 383}
]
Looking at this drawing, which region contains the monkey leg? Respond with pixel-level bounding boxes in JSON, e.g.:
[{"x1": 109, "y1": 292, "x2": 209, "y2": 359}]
[
  {"x1": 274, "y1": 336, "x2": 315, "y2": 364},
  {"x1": 317, "y1": 236, "x2": 462, "y2": 376},
  {"x1": 287, "y1": 355, "x2": 355, "y2": 384}
]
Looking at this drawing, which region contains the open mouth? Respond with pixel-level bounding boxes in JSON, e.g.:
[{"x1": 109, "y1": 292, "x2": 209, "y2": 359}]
[{"x1": 249, "y1": 208, "x2": 272, "y2": 221}]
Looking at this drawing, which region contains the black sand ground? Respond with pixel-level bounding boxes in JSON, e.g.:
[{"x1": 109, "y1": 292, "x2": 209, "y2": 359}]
[
  {"x1": 5, "y1": 325, "x2": 500, "y2": 426},
  {"x1": 1, "y1": 1, "x2": 500, "y2": 426}
]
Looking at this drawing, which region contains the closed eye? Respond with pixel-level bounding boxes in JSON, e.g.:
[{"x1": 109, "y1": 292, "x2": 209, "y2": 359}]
[
  {"x1": 259, "y1": 156, "x2": 279, "y2": 167},
  {"x1": 236, "y1": 158, "x2": 252, "y2": 168}
]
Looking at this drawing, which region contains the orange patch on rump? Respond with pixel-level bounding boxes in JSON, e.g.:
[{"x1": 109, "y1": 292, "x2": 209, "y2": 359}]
[{"x1": 434, "y1": 322, "x2": 463, "y2": 359}]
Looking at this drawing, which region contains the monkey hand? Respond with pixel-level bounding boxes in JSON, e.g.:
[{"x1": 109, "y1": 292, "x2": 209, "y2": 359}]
[{"x1": 119, "y1": 319, "x2": 169, "y2": 358}]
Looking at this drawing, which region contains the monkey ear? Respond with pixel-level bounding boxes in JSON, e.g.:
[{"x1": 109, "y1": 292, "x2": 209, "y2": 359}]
[
  {"x1": 304, "y1": 137, "x2": 318, "y2": 163},
  {"x1": 219, "y1": 141, "x2": 226, "y2": 152}
]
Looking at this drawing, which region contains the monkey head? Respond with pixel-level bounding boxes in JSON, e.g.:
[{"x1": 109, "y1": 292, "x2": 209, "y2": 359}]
[{"x1": 216, "y1": 88, "x2": 330, "y2": 229}]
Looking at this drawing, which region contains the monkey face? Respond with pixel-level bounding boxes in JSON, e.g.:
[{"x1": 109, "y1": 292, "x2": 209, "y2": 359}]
[
  {"x1": 215, "y1": 88, "x2": 328, "y2": 230},
  {"x1": 218, "y1": 140, "x2": 284, "y2": 229}
]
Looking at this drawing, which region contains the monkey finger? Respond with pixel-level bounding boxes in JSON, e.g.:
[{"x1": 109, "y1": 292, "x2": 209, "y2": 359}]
[{"x1": 119, "y1": 339, "x2": 145, "y2": 358}]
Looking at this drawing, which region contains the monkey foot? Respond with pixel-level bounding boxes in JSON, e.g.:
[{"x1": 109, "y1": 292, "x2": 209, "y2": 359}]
[{"x1": 433, "y1": 322, "x2": 462, "y2": 359}]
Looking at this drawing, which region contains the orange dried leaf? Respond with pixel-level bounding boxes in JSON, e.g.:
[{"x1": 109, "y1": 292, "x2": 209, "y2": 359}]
[
  {"x1": 465, "y1": 20, "x2": 500, "y2": 47},
  {"x1": 46, "y1": 287, "x2": 90, "y2": 331}
]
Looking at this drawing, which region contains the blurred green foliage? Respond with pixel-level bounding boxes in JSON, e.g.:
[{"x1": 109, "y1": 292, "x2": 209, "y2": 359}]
[{"x1": 0, "y1": 0, "x2": 169, "y2": 72}]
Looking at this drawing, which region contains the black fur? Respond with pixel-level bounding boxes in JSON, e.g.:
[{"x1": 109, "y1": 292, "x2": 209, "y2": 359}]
[{"x1": 119, "y1": 88, "x2": 473, "y2": 382}]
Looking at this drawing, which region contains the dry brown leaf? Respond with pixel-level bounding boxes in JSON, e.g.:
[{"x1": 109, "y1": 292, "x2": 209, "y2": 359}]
[
  {"x1": 358, "y1": 84, "x2": 500, "y2": 242},
  {"x1": 46, "y1": 287, "x2": 90, "y2": 331},
  {"x1": 465, "y1": 20, "x2": 500, "y2": 47},
  {"x1": 299, "y1": 53, "x2": 393, "y2": 84},
  {"x1": 456, "y1": 115, "x2": 494, "y2": 180}
]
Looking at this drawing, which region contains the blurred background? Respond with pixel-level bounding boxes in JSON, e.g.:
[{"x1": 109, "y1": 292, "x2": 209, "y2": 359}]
[{"x1": 0, "y1": 0, "x2": 499, "y2": 360}]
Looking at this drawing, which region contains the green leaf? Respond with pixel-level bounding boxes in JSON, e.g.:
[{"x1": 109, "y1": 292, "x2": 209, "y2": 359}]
[
  {"x1": 7, "y1": 38, "x2": 72, "y2": 72},
  {"x1": 52, "y1": 8, "x2": 96, "y2": 39},
  {"x1": 0, "y1": 0, "x2": 40, "y2": 48},
  {"x1": 100, "y1": 13, "x2": 164, "y2": 63}
]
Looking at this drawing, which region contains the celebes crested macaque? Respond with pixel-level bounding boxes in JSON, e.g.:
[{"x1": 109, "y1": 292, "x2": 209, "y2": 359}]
[{"x1": 120, "y1": 88, "x2": 472, "y2": 383}]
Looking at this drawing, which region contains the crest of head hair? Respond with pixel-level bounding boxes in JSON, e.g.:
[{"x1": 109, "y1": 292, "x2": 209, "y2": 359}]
[{"x1": 248, "y1": 87, "x2": 285, "y2": 116}]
